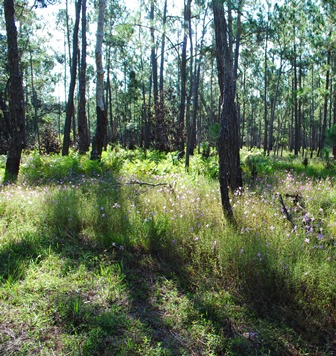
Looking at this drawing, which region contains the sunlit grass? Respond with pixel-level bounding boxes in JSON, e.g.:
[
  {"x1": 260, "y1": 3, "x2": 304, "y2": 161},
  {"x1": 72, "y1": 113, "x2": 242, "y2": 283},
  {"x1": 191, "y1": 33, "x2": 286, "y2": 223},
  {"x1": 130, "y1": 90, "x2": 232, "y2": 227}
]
[{"x1": 0, "y1": 149, "x2": 335, "y2": 354}]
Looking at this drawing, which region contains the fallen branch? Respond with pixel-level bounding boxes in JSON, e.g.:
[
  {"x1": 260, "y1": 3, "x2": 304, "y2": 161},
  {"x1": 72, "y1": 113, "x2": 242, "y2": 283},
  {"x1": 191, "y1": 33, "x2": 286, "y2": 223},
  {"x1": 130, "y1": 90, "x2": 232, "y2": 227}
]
[
  {"x1": 285, "y1": 193, "x2": 303, "y2": 204},
  {"x1": 124, "y1": 179, "x2": 172, "y2": 188},
  {"x1": 115, "y1": 179, "x2": 176, "y2": 195},
  {"x1": 279, "y1": 194, "x2": 294, "y2": 227}
]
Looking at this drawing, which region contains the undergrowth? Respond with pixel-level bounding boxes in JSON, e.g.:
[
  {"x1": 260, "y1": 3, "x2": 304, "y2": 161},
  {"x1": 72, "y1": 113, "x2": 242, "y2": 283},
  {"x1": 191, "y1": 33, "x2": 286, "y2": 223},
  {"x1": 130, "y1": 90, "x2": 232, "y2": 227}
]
[{"x1": 0, "y1": 148, "x2": 335, "y2": 354}]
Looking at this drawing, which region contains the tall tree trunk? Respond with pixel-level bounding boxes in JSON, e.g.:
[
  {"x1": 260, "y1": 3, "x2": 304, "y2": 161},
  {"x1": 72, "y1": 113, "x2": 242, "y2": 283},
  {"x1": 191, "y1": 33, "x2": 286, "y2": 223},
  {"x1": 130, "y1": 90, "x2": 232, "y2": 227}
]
[
  {"x1": 188, "y1": 7, "x2": 208, "y2": 157},
  {"x1": 320, "y1": 49, "x2": 331, "y2": 156},
  {"x1": 62, "y1": 0, "x2": 82, "y2": 156},
  {"x1": 268, "y1": 58, "x2": 283, "y2": 155},
  {"x1": 159, "y1": 0, "x2": 167, "y2": 103},
  {"x1": 78, "y1": 0, "x2": 89, "y2": 154},
  {"x1": 4, "y1": 0, "x2": 25, "y2": 183},
  {"x1": 263, "y1": 21, "x2": 268, "y2": 154},
  {"x1": 29, "y1": 44, "x2": 41, "y2": 153},
  {"x1": 293, "y1": 29, "x2": 300, "y2": 156},
  {"x1": 185, "y1": 1, "x2": 194, "y2": 168},
  {"x1": 106, "y1": 56, "x2": 115, "y2": 145},
  {"x1": 178, "y1": 0, "x2": 191, "y2": 153},
  {"x1": 138, "y1": 26, "x2": 149, "y2": 149},
  {"x1": 212, "y1": 0, "x2": 243, "y2": 222},
  {"x1": 150, "y1": 0, "x2": 162, "y2": 150},
  {"x1": 157, "y1": 0, "x2": 168, "y2": 150},
  {"x1": 90, "y1": 0, "x2": 107, "y2": 160}
]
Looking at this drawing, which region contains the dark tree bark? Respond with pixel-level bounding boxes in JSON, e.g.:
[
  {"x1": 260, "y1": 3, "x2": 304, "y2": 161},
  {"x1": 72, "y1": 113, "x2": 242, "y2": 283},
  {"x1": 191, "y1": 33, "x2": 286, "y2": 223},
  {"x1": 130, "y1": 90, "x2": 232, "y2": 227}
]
[
  {"x1": 212, "y1": 0, "x2": 243, "y2": 222},
  {"x1": 78, "y1": 0, "x2": 89, "y2": 154},
  {"x1": 62, "y1": 0, "x2": 82, "y2": 156},
  {"x1": 90, "y1": 0, "x2": 107, "y2": 160},
  {"x1": 0, "y1": 95, "x2": 11, "y2": 138},
  {"x1": 333, "y1": 56, "x2": 336, "y2": 159},
  {"x1": 4, "y1": 0, "x2": 26, "y2": 183}
]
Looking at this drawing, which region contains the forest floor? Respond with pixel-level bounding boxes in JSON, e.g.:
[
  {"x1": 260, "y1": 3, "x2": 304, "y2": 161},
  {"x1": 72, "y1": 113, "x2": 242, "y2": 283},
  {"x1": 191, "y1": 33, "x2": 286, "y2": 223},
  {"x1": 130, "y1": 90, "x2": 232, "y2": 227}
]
[{"x1": 0, "y1": 148, "x2": 335, "y2": 355}]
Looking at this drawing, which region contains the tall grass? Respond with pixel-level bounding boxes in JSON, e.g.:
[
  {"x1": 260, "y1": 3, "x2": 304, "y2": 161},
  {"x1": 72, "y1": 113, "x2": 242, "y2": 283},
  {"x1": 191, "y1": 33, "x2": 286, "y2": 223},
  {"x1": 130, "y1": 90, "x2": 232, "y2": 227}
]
[{"x1": 0, "y1": 148, "x2": 335, "y2": 354}]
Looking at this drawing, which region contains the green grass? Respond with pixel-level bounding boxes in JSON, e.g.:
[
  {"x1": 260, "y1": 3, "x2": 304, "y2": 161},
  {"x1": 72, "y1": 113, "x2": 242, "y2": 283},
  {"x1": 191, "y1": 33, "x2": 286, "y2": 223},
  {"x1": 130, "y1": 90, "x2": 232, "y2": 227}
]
[{"x1": 0, "y1": 148, "x2": 335, "y2": 354}]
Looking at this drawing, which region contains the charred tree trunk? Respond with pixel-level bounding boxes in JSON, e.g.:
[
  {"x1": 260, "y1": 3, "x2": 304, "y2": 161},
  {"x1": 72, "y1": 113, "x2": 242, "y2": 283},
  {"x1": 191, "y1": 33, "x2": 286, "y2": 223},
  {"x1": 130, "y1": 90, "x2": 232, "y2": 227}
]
[
  {"x1": 4, "y1": 0, "x2": 25, "y2": 183},
  {"x1": 62, "y1": 0, "x2": 82, "y2": 156},
  {"x1": 78, "y1": 0, "x2": 89, "y2": 154},
  {"x1": 212, "y1": 0, "x2": 243, "y2": 222}
]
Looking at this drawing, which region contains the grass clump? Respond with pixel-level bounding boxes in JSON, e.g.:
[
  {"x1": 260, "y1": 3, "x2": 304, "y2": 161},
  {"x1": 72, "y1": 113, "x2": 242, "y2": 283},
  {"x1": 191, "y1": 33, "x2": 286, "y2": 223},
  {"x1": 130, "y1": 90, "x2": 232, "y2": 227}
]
[{"x1": 0, "y1": 149, "x2": 335, "y2": 354}]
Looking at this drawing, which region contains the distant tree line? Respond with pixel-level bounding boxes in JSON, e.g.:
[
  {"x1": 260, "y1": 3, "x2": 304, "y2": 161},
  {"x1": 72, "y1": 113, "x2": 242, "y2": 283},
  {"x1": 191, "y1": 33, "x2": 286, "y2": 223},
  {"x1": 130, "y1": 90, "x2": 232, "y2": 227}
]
[{"x1": 1, "y1": 0, "x2": 336, "y2": 217}]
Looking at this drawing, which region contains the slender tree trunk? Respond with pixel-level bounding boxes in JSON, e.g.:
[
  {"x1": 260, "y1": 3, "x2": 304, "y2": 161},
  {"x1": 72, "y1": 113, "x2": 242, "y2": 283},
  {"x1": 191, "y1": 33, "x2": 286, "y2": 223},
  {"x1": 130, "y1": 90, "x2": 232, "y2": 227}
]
[
  {"x1": 263, "y1": 23, "x2": 268, "y2": 154},
  {"x1": 78, "y1": 0, "x2": 89, "y2": 154},
  {"x1": 240, "y1": 70, "x2": 246, "y2": 146},
  {"x1": 188, "y1": 8, "x2": 208, "y2": 157},
  {"x1": 157, "y1": 0, "x2": 168, "y2": 150},
  {"x1": 309, "y1": 65, "x2": 314, "y2": 157},
  {"x1": 62, "y1": 0, "x2": 82, "y2": 156},
  {"x1": 320, "y1": 49, "x2": 331, "y2": 156},
  {"x1": 138, "y1": 26, "x2": 149, "y2": 149},
  {"x1": 178, "y1": 0, "x2": 191, "y2": 153},
  {"x1": 268, "y1": 58, "x2": 283, "y2": 155},
  {"x1": 159, "y1": 0, "x2": 167, "y2": 103},
  {"x1": 107, "y1": 63, "x2": 115, "y2": 144},
  {"x1": 4, "y1": 0, "x2": 25, "y2": 183},
  {"x1": 149, "y1": 0, "x2": 162, "y2": 150},
  {"x1": 90, "y1": 0, "x2": 107, "y2": 160},
  {"x1": 29, "y1": 44, "x2": 41, "y2": 153},
  {"x1": 185, "y1": 2, "x2": 194, "y2": 168},
  {"x1": 293, "y1": 30, "x2": 300, "y2": 156}
]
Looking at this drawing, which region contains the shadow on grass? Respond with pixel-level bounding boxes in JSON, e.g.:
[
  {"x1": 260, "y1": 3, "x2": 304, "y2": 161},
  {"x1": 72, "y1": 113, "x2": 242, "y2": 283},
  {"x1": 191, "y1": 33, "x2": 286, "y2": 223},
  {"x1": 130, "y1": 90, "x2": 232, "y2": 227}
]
[
  {"x1": 1, "y1": 173, "x2": 335, "y2": 355},
  {"x1": 48, "y1": 179, "x2": 239, "y2": 353},
  {"x1": 0, "y1": 232, "x2": 42, "y2": 285}
]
